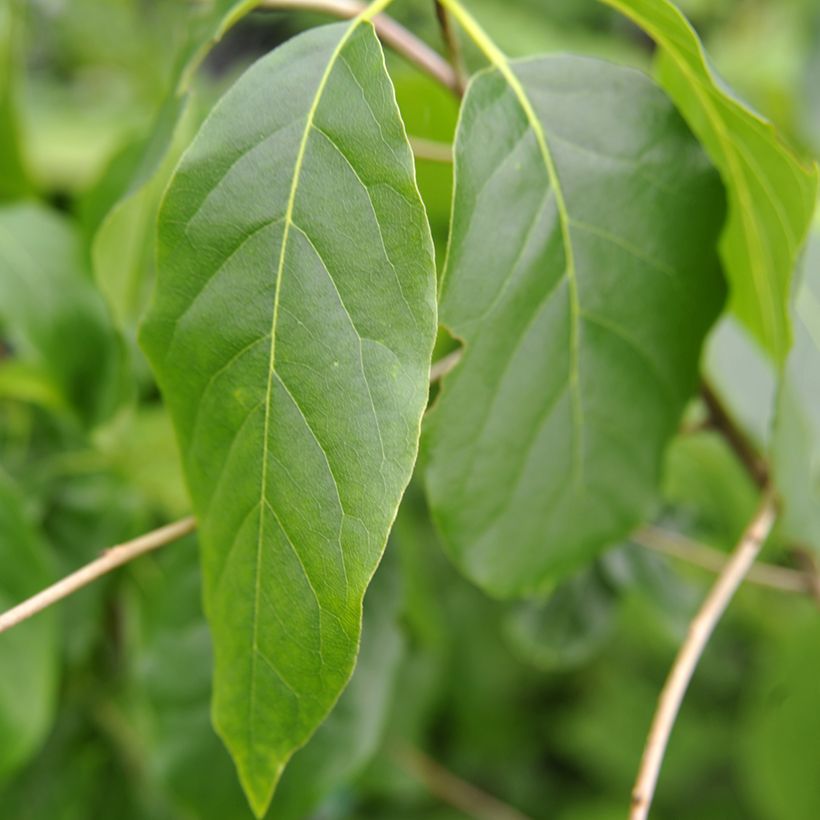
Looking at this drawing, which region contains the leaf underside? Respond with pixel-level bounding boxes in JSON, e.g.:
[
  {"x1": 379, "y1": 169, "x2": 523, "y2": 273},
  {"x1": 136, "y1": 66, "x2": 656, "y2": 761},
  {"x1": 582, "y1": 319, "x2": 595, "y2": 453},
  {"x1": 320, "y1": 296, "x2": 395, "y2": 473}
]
[
  {"x1": 424, "y1": 55, "x2": 726, "y2": 597},
  {"x1": 140, "y1": 21, "x2": 436, "y2": 816},
  {"x1": 604, "y1": 0, "x2": 819, "y2": 364}
]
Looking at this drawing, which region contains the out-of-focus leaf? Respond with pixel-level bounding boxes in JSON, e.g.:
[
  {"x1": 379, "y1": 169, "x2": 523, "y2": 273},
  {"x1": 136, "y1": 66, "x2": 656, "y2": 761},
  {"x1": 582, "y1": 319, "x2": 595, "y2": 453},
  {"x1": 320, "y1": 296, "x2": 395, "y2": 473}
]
[
  {"x1": 424, "y1": 29, "x2": 725, "y2": 596},
  {"x1": 772, "y1": 223, "x2": 820, "y2": 549},
  {"x1": 0, "y1": 204, "x2": 131, "y2": 427},
  {"x1": 663, "y1": 430, "x2": 760, "y2": 547},
  {"x1": 0, "y1": 0, "x2": 29, "y2": 200},
  {"x1": 741, "y1": 613, "x2": 820, "y2": 820},
  {"x1": 0, "y1": 472, "x2": 57, "y2": 780},
  {"x1": 705, "y1": 316, "x2": 776, "y2": 449},
  {"x1": 89, "y1": 0, "x2": 256, "y2": 328},
  {"x1": 504, "y1": 567, "x2": 617, "y2": 672},
  {"x1": 604, "y1": 0, "x2": 819, "y2": 363},
  {"x1": 140, "y1": 21, "x2": 436, "y2": 814}
]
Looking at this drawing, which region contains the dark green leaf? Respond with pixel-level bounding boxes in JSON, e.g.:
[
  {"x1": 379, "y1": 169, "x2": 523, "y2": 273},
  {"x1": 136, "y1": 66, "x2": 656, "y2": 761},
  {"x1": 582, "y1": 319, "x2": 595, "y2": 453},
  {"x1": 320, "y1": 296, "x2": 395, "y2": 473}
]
[
  {"x1": 140, "y1": 19, "x2": 436, "y2": 815},
  {"x1": 424, "y1": 43, "x2": 725, "y2": 596}
]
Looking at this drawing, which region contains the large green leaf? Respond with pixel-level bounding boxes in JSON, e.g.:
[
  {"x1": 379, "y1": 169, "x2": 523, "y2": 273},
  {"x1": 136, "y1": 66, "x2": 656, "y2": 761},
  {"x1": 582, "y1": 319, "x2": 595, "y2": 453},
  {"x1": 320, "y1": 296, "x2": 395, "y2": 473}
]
[
  {"x1": 772, "y1": 220, "x2": 820, "y2": 549},
  {"x1": 603, "y1": 0, "x2": 819, "y2": 364},
  {"x1": 423, "y1": 6, "x2": 725, "y2": 597},
  {"x1": 0, "y1": 472, "x2": 58, "y2": 780},
  {"x1": 128, "y1": 536, "x2": 403, "y2": 820},
  {"x1": 0, "y1": 204, "x2": 130, "y2": 427},
  {"x1": 140, "y1": 17, "x2": 436, "y2": 816}
]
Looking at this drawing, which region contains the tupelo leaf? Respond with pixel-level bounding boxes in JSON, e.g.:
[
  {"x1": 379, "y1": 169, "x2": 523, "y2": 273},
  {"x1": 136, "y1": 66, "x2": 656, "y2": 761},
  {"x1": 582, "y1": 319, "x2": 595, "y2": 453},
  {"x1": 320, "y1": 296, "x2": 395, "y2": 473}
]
[
  {"x1": 140, "y1": 15, "x2": 436, "y2": 816},
  {"x1": 603, "y1": 0, "x2": 819, "y2": 364},
  {"x1": 423, "y1": 5, "x2": 726, "y2": 597}
]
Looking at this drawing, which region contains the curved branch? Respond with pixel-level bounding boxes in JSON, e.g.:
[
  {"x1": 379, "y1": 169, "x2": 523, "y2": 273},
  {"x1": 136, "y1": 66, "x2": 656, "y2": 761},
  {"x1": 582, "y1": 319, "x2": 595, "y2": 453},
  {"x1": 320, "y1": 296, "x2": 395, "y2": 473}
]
[
  {"x1": 256, "y1": 0, "x2": 460, "y2": 93},
  {"x1": 630, "y1": 490, "x2": 777, "y2": 820}
]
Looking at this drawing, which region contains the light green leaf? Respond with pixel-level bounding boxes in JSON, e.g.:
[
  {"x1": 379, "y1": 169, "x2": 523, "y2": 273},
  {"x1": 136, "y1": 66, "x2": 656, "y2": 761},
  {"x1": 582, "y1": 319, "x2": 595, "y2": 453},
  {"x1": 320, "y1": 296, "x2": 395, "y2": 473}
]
[
  {"x1": 0, "y1": 204, "x2": 131, "y2": 427},
  {"x1": 603, "y1": 0, "x2": 819, "y2": 363},
  {"x1": 0, "y1": 0, "x2": 29, "y2": 201},
  {"x1": 772, "y1": 224, "x2": 820, "y2": 549},
  {"x1": 0, "y1": 472, "x2": 58, "y2": 780},
  {"x1": 423, "y1": 8, "x2": 725, "y2": 597},
  {"x1": 140, "y1": 18, "x2": 436, "y2": 816},
  {"x1": 90, "y1": 0, "x2": 257, "y2": 329}
]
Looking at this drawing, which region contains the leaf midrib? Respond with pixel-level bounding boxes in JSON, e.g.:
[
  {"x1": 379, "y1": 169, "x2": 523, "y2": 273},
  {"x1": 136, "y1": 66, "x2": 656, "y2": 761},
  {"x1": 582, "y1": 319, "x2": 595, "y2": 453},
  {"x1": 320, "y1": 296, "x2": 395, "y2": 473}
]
[
  {"x1": 439, "y1": 0, "x2": 584, "y2": 485},
  {"x1": 249, "y1": 0, "x2": 391, "y2": 782}
]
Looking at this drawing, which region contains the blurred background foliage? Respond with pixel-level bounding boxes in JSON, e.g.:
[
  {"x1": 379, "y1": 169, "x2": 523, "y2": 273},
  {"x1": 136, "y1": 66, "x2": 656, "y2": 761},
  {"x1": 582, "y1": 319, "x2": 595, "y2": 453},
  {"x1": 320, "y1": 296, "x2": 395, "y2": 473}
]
[{"x1": 1, "y1": 0, "x2": 819, "y2": 818}]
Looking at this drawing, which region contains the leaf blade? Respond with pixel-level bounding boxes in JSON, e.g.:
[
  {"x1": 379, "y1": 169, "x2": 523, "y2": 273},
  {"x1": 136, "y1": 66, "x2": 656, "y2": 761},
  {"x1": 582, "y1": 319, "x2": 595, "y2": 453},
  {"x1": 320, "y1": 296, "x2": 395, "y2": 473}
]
[
  {"x1": 603, "y1": 0, "x2": 819, "y2": 363},
  {"x1": 424, "y1": 47, "x2": 726, "y2": 596},
  {"x1": 140, "y1": 20, "x2": 436, "y2": 815}
]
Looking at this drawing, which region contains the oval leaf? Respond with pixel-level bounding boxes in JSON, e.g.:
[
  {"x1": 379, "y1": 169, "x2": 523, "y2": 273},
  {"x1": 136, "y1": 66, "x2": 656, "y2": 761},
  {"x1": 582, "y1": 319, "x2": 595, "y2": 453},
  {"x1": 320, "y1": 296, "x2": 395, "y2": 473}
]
[
  {"x1": 603, "y1": 0, "x2": 819, "y2": 363},
  {"x1": 424, "y1": 46, "x2": 725, "y2": 596},
  {"x1": 140, "y1": 20, "x2": 436, "y2": 816}
]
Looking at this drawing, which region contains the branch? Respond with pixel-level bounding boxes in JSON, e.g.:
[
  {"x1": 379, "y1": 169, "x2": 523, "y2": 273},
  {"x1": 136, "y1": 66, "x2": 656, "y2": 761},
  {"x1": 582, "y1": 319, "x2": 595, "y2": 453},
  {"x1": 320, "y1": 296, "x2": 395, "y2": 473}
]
[
  {"x1": 434, "y1": 0, "x2": 467, "y2": 96},
  {"x1": 0, "y1": 517, "x2": 196, "y2": 636},
  {"x1": 256, "y1": 0, "x2": 460, "y2": 93},
  {"x1": 409, "y1": 136, "x2": 453, "y2": 164},
  {"x1": 630, "y1": 490, "x2": 778, "y2": 820},
  {"x1": 429, "y1": 348, "x2": 462, "y2": 382},
  {"x1": 393, "y1": 745, "x2": 532, "y2": 820},
  {"x1": 633, "y1": 525, "x2": 818, "y2": 599},
  {"x1": 700, "y1": 380, "x2": 769, "y2": 489}
]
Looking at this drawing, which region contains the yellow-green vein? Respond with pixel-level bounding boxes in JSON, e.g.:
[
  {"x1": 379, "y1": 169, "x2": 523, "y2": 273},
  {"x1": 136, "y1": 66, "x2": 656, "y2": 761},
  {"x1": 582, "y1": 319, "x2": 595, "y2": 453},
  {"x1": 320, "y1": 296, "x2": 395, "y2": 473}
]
[{"x1": 439, "y1": 0, "x2": 584, "y2": 484}]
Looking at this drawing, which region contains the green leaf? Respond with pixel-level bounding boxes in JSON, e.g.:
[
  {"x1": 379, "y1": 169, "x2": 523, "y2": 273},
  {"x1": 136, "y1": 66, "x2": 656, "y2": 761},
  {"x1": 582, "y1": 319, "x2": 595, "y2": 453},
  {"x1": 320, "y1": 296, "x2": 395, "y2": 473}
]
[
  {"x1": 88, "y1": 0, "x2": 257, "y2": 329},
  {"x1": 0, "y1": 204, "x2": 131, "y2": 427},
  {"x1": 0, "y1": 0, "x2": 30, "y2": 201},
  {"x1": 140, "y1": 18, "x2": 436, "y2": 816},
  {"x1": 0, "y1": 472, "x2": 58, "y2": 780},
  {"x1": 504, "y1": 565, "x2": 617, "y2": 672},
  {"x1": 268, "y1": 552, "x2": 404, "y2": 820},
  {"x1": 423, "y1": 10, "x2": 726, "y2": 597},
  {"x1": 772, "y1": 222, "x2": 820, "y2": 549},
  {"x1": 603, "y1": 0, "x2": 819, "y2": 363},
  {"x1": 741, "y1": 613, "x2": 820, "y2": 820}
]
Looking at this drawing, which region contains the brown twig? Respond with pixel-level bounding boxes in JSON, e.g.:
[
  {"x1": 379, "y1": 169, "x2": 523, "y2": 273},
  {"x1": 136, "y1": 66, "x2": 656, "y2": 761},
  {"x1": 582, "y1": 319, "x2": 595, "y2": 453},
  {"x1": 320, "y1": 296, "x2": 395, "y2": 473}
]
[
  {"x1": 394, "y1": 745, "x2": 532, "y2": 820},
  {"x1": 700, "y1": 380, "x2": 769, "y2": 489},
  {"x1": 630, "y1": 490, "x2": 778, "y2": 820},
  {"x1": 429, "y1": 348, "x2": 463, "y2": 382},
  {"x1": 434, "y1": 0, "x2": 467, "y2": 96},
  {"x1": 633, "y1": 525, "x2": 818, "y2": 599},
  {"x1": 256, "y1": 0, "x2": 460, "y2": 93},
  {"x1": 0, "y1": 517, "x2": 196, "y2": 635}
]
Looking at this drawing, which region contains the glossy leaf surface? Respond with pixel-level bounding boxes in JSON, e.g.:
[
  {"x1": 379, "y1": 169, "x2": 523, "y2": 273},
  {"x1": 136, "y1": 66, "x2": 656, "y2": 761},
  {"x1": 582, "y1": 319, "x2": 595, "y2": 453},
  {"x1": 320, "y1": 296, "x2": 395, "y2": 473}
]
[
  {"x1": 140, "y1": 21, "x2": 436, "y2": 815},
  {"x1": 424, "y1": 53, "x2": 725, "y2": 596}
]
